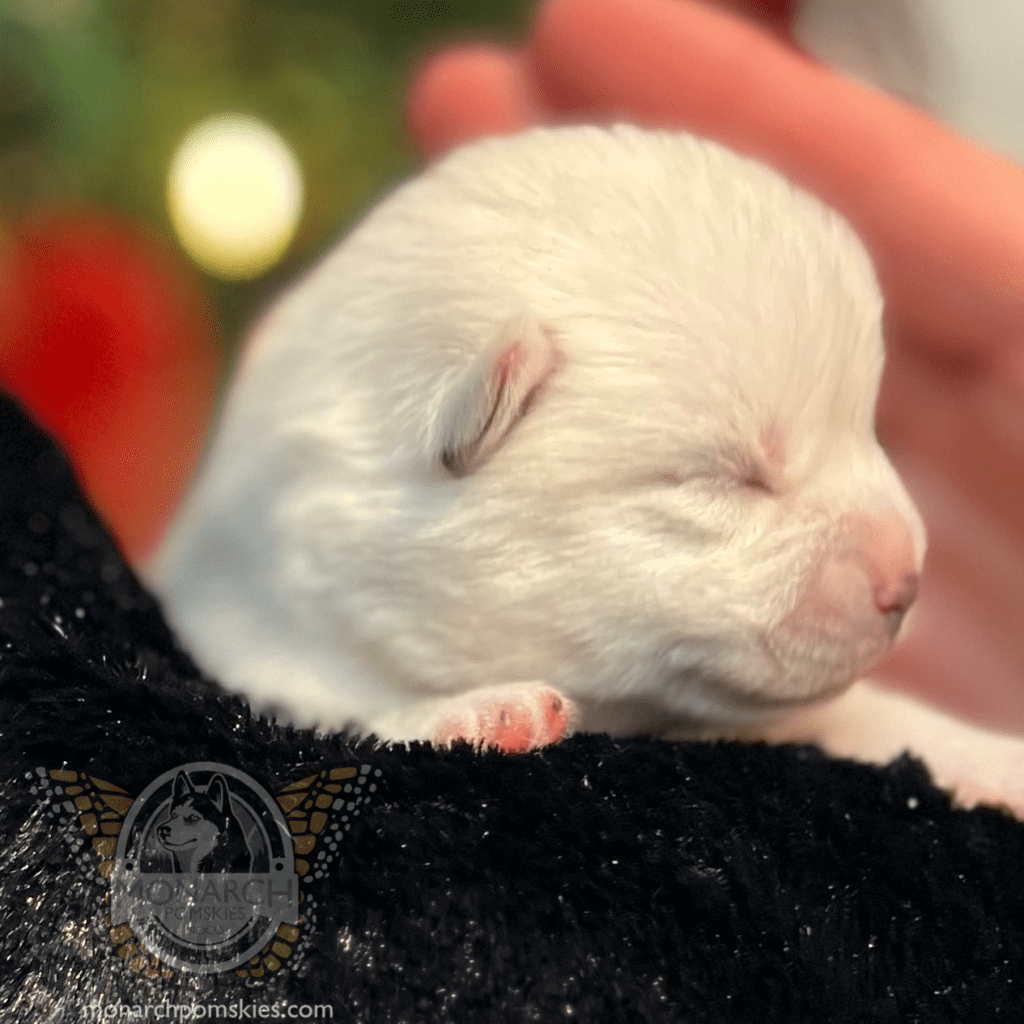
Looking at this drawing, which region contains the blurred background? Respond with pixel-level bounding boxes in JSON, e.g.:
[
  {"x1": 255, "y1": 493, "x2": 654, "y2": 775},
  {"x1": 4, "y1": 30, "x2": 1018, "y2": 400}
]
[
  {"x1": 4, "y1": 0, "x2": 1024, "y2": 729},
  {"x1": 3, "y1": 0, "x2": 1020, "y2": 566},
  {"x1": 0, "y1": 0, "x2": 533, "y2": 559}
]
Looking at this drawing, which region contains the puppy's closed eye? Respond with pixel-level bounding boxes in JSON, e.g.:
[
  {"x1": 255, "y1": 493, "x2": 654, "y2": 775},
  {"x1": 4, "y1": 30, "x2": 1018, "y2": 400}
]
[
  {"x1": 649, "y1": 469, "x2": 769, "y2": 493},
  {"x1": 650, "y1": 444, "x2": 778, "y2": 496},
  {"x1": 728, "y1": 427, "x2": 786, "y2": 496},
  {"x1": 737, "y1": 469, "x2": 775, "y2": 495}
]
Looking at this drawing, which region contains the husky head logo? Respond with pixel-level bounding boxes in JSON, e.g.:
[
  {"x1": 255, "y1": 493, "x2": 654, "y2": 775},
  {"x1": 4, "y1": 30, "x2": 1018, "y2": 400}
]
[
  {"x1": 156, "y1": 771, "x2": 254, "y2": 874},
  {"x1": 40, "y1": 760, "x2": 378, "y2": 975}
]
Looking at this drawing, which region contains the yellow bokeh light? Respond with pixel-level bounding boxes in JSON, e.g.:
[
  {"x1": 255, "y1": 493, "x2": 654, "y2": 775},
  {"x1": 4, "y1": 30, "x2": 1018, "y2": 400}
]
[{"x1": 167, "y1": 114, "x2": 304, "y2": 281}]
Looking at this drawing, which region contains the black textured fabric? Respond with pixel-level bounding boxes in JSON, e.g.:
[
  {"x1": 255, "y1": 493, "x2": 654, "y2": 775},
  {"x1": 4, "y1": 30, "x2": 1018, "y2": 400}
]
[{"x1": 0, "y1": 390, "x2": 1022, "y2": 1023}]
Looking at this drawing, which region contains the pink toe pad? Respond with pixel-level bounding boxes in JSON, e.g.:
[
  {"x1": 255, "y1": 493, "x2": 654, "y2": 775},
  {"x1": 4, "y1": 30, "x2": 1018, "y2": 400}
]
[{"x1": 433, "y1": 685, "x2": 572, "y2": 753}]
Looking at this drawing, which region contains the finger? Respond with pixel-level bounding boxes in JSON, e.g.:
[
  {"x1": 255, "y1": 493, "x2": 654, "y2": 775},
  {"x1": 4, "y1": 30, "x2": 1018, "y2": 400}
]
[
  {"x1": 873, "y1": 462, "x2": 1024, "y2": 735},
  {"x1": 529, "y1": 0, "x2": 1024, "y2": 361},
  {"x1": 878, "y1": 342, "x2": 1024, "y2": 542},
  {"x1": 701, "y1": 0, "x2": 796, "y2": 33},
  {"x1": 406, "y1": 45, "x2": 543, "y2": 161},
  {"x1": 875, "y1": 340, "x2": 1024, "y2": 718}
]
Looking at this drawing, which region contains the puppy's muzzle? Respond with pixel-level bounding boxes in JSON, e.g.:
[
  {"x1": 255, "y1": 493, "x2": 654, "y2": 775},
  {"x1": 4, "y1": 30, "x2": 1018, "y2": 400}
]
[{"x1": 862, "y1": 510, "x2": 920, "y2": 640}]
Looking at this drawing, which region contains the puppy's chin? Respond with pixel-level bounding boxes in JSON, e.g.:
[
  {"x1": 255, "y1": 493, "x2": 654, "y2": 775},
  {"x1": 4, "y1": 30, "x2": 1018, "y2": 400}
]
[
  {"x1": 679, "y1": 623, "x2": 898, "y2": 724},
  {"x1": 696, "y1": 669, "x2": 856, "y2": 718}
]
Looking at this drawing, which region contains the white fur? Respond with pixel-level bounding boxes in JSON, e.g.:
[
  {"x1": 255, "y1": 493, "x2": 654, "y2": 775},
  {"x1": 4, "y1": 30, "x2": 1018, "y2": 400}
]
[{"x1": 149, "y1": 125, "x2": 1022, "y2": 810}]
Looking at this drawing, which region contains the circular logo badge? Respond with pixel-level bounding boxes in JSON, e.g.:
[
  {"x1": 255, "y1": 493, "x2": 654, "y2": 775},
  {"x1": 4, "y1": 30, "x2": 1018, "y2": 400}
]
[{"x1": 109, "y1": 762, "x2": 299, "y2": 974}]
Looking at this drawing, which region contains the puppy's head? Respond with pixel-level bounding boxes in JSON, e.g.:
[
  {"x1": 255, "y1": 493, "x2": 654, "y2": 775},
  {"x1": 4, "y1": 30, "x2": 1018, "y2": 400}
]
[{"x1": 194, "y1": 125, "x2": 925, "y2": 729}]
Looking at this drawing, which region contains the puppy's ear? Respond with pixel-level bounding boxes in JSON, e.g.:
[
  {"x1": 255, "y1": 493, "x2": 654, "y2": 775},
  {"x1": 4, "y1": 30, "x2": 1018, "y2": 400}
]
[{"x1": 438, "y1": 317, "x2": 559, "y2": 477}]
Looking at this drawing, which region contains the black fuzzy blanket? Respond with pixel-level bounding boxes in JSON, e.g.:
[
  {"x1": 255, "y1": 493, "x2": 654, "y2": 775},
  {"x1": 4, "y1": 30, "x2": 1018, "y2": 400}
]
[{"x1": 0, "y1": 390, "x2": 1021, "y2": 1023}]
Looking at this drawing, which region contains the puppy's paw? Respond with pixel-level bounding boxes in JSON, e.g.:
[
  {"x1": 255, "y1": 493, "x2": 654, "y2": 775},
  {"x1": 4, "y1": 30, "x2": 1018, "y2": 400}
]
[
  {"x1": 945, "y1": 778, "x2": 1024, "y2": 819},
  {"x1": 763, "y1": 681, "x2": 1024, "y2": 819},
  {"x1": 432, "y1": 683, "x2": 573, "y2": 753}
]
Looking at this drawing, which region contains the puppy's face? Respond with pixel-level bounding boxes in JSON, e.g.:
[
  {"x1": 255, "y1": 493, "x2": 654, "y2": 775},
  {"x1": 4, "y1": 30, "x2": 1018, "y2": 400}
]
[
  {"x1": 380, "y1": 310, "x2": 924, "y2": 729},
  {"x1": 183, "y1": 126, "x2": 925, "y2": 731}
]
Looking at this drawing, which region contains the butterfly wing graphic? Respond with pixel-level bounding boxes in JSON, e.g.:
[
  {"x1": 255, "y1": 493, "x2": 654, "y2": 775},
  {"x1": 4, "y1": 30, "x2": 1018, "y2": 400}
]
[
  {"x1": 29, "y1": 765, "x2": 173, "y2": 978},
  {"x1": 237, "y1": 763, "x2": 382, "y2": 980},
  {"x1": 30, "y1": 765, "x2": 132, "y2": 881},
  {"x1": 30, "y1": 761, "x2": 381, "y2": 981}
]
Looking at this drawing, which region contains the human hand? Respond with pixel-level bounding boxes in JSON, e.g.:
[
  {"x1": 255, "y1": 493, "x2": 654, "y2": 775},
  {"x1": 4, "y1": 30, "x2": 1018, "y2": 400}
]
[{"x1": 404, "y1": 0, "x2": 1024, "y2": 733}]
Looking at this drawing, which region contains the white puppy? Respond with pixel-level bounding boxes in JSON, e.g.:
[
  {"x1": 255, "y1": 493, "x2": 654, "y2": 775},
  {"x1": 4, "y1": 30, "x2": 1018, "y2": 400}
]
[{"x1": 151, "y1": 125, "x2": 1024, "y2": 811}]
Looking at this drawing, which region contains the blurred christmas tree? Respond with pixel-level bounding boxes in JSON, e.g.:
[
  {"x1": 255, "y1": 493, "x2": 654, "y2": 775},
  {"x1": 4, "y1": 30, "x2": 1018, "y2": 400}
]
[
  {"x1": 0, "y1": 0, "x2": 532, "y2": 559},
  {"x1": 1, "y1": 0, "x2": 533, "y2": 335}
]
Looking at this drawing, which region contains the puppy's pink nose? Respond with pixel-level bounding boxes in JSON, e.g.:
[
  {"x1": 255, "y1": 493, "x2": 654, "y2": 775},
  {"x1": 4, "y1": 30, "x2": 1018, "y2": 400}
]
[
  {"x1": 862, "y1": 512, "x2": 920, "y2": 638},
  {"x1": 876, "y1": 572, "x2": 918, "y2": 638}
]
